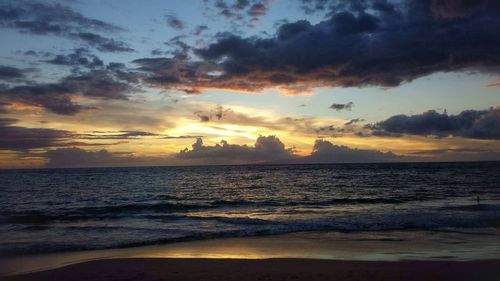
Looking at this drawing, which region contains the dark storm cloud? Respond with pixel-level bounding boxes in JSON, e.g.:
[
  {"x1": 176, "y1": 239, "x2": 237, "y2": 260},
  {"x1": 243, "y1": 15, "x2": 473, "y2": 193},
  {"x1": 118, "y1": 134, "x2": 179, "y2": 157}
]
[
  {"x1": 0, "y1": 118, "x2": 71, "y2": 151},
  {"x1": 0, "y1": 1, "x2": 133, "y2": 52},
  {"x1": 136, "y1": 0, "x2": 500, "y2": 94},
  {"x1": 0, "y1": 70, "x2": 137, "y2": 115},
  {"x1": 330, "y1": 102, "x2": 353, "y2": 111},
  {"x1": 165, "y1": 14, "x2": 185, "y2": 30},
  {"x1": 370, "y1": 107, "x2": 500, "y2": 140},
  {"x1": 0, "y1": 66, "x2": 25, "y2": 80},
  {"x1": 177, "y1": 136, "x2": 295, "y2": 164}
]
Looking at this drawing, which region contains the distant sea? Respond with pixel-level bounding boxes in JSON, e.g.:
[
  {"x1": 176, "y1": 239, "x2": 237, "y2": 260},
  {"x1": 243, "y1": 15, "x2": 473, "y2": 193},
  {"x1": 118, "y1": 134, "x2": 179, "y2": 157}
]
[{"x1": 1, "y1": 162, "x2": 500, "y2": 255}]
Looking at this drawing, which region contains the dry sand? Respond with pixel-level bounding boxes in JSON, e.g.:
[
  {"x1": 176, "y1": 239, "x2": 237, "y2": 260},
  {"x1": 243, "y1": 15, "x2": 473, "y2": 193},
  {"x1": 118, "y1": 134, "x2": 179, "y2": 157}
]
[{"x1": 2, "y1": 258, "x2": 500, "y2": 281}]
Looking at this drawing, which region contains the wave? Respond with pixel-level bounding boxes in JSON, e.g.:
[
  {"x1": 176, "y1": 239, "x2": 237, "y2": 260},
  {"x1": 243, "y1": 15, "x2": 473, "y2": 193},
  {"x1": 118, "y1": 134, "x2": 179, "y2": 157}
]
[
  {"x1": 0, "y1": 203, "x2": 206, "y2": 224},
  {"x1": 0, "y1": 198, "x2": 406, "y2": 224},
  {"x1": 3, "y1": 211, "x2": 500, "y2": 256},
  {"x1": 3, "y1": 200, "x2": 500, "y2": 227},
  {"x1": 2, "y1": 204, "x2": 500, "y2": 256},
  {"x1": 210, "y1": 197, "x2": 404, "y2": 207}
]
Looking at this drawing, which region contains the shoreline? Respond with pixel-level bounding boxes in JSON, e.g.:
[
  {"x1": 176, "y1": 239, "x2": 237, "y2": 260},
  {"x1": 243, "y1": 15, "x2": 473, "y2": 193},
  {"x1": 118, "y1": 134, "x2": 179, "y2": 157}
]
[
  {"x1": 1, "y1": 229, "x2": 499, "y2": 277},
  {"x1": 2, "y1": 258, "x2": 500, "y2": 281}
]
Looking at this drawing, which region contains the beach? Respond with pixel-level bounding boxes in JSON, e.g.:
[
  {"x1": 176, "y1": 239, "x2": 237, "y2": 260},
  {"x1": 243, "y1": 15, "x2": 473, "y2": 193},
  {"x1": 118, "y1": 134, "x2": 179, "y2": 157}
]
[
  {"x1": 1, "y1": 230, "x2": 500, "y2": 280},
  {"x1": 3, "y1": 258, "x2": 500, "y2": 281}
]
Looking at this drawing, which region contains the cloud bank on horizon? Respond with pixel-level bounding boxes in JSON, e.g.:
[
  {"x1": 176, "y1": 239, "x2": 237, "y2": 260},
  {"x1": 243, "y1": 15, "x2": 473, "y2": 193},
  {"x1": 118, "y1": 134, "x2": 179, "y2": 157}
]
[{"x1": 0, "y1": 0, "x2": 499, "y2": 168}]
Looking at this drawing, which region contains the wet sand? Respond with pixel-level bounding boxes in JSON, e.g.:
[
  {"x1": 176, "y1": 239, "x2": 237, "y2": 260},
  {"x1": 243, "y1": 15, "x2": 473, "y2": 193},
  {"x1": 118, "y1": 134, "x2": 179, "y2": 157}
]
[
  {"x1": 1, "y1": 230, "x2": 499, "y2": 280},
  {"x1": 2, "y1": 258, "x2": 500, "y2": 281}
]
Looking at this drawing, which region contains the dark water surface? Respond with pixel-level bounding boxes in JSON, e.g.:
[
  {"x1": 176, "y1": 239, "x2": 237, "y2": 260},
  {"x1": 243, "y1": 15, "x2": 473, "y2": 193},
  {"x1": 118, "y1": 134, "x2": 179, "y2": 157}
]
[{"x1": 1, "y1": 162, "x2": 499, "y2": 255}]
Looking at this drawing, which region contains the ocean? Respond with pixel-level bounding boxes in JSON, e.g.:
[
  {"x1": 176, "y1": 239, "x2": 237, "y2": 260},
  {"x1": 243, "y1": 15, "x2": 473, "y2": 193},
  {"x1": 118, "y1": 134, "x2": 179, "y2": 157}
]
[{"x1": 1, "y1": 162, "x2": 500, "y2": 256}]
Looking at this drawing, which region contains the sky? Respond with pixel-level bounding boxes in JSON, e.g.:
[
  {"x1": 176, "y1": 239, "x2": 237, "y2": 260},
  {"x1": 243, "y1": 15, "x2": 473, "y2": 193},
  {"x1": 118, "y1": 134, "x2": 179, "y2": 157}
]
[{"x1": 0, "y1": 0, "x2": 499, "y2": 168}]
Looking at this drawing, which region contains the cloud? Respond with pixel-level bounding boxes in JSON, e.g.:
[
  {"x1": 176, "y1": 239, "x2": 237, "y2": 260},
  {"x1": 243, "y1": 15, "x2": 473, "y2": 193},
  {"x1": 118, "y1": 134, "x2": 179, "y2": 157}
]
[
  {"x1": 0, "y1": 69, "x2": 137, "y2": 115},
  {"x1": 43, "y1": 48, "x2": 104, "y2": 71},
  {"x1": 44, "y1": 147, "x2": 178, "y2": 168},
  {"x1": 24, "y1": 135, "x2": 500, "y2": 168},
  {"x1": 135, "y1": 0, "x2": 500, "y2": 94},
  {"x1": 196, "y1": 113, "x2": 211, "y2": 122},
  {"x1": 62, "y1": 70, "x2": 135, "y2": 100},
  {"x1": 166, "y1": 14, "x2": 185, "y2": 30},
  {"x1": 301, "y1": 139, "x2": 410, "y2": 163},
  {"x1": 409, "y1": 147, "x2": 500, "y2": 162},
  {"x1": 487, "y1": 78, "x2": 500, "y2": 88},
  {"x1": 370, "y1": 107, "x2": 500, "y2": 139},
  {"x1": 276, "y1": 20, "x2": 312, "y2": 40},
  {"x1": 205, "y1": 0, "x2": 270, "y2": 23},
  {"x1": 151, "y1": 49, "x2": 164, "y2": 56},
  {"x1": 0, "y1": 118, "x2": 71, "y2": 151},
  {"x1": 0, "y1": 101, "x2": 9, "y2": 113},
  {"x1": 298, "y1": 0, "x2": 331, "y2": 14},
  {"x1": 162, "y1": 135, "x2": 204, "y2": 139},
  {"x1": 0, "y1": 65, "x2": 26, "y2": 80},
  {"x1": 235, "y1": 0, "x2": 251, "y2": 10},
  {"x1": 194, "y1": 105, "x2": 227, "y2": 122},
  {"x1": 247, "y1": 1, "x2": 268, "y2": 19},
  {"x1": 430, "y1": 0, "x2": 491, "y2": 19},
  {"x1": 344, "y1": 118, "x2": 364, "y2": 125},
  {"x1": 0, "y1": 83, "x2": 87, "y2": 115},
  {"x1": 177, "y1": 135, "x2": 295, "y2": 164},
  {"x1": 73, "y1": 32, "x2": 134, "y2": 52},
  {"x1": 330, "y1": 102, "x2": 353, "y2": 111},
  {"x1": 0, "y1": 1, "x2": 133, "y2": 52},
  {"x1": 78, "y1": 131, "x2": 162, "y2": 140},
  {"x1": 193, "y1": 25, "x2": 209, "y2": 36},
  {"x1": 176, "y1": 136, "x2": 416, "y2": 165},
  {"x1": 0, "y1": 119, "x2": 152, "y2": 152},
  {"x1": 45, "y1": 147, "x2": 127, "y2": 168}
]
